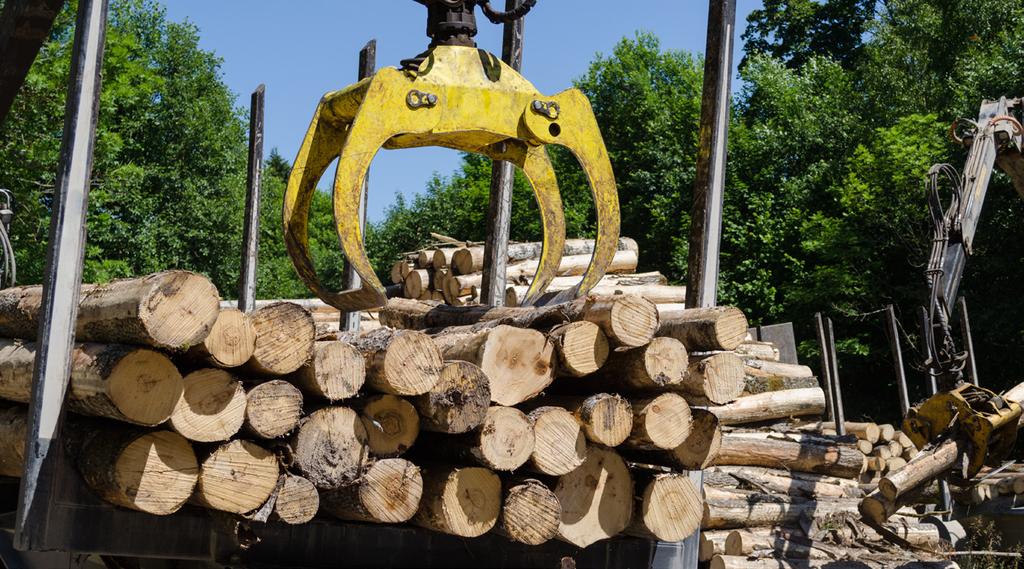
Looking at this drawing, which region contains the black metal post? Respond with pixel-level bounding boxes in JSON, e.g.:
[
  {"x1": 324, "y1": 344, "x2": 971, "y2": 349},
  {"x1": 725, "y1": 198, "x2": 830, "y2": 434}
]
[
  {"x1": 814, "y1": 312, "x2": 836, "y2": 422},
  {"x1": 825, "y1": 317, "x2": 846, "y2": 436},
  {"x1": 341, "y1": 40, "x2": 377, "y2": 331},
  {"x1": 480, "y1": 0, "x2": 525, "y2": 306},
  {"x1": 14, "y1": 0, "x2": 107, "y2": 550},
  {"x1": 885, "y1": 305, "x2": 911, "y2": 417},
  {"x1": 957, "y1": 297, "x2": 979, "y2": 386},
  {"x1": 238, "y1": 84, "x2": 265, "y2": 313}
]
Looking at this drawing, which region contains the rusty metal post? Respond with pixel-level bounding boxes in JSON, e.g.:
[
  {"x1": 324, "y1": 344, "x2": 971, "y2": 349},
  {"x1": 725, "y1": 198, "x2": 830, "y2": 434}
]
[
  {"x1": 885, "y1": 305, "x2": 911, "y2": 416},
  {"x1": 341, "y1": 39, "x2": 377, "y2": 331},
  {"x1": 825, "y1": 317, "x2": 847, "y2": 436},
  {"x1": 957, "y1": 297, "x2": 978, "y2": 386},
  {"x1": 238, "y1": 84, "x2": 265, "y2": 313},
  {"x1": 480, "y1": 0, "x2": 525, "y2": 306},
  {"x1": 14, "y1": 0, "x2": 107, "y2": 549},
  {"x1": 814, "y1": 312, "x2": 837, "y2": 422}
]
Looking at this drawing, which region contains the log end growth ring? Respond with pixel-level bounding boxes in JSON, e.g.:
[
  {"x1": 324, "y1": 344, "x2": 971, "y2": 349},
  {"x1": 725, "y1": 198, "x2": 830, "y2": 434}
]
[{"x1": 108, "y1": 348, "x2": 184, "y2": 426}]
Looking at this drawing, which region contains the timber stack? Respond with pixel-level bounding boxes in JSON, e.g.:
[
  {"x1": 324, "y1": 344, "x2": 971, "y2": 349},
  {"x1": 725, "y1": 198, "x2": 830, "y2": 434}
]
[{"x1": 0, "y1": 269, "x2": 966, "y2": 565}]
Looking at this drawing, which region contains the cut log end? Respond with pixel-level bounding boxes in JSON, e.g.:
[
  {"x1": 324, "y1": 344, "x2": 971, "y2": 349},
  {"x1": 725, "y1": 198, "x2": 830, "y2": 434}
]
[
  {"x1": 290, "y1": 407, "x2": 369, "y2": 489},
  {"x1": 686, "y1": 353, "x2": 746, "y2": 405},
  {"x1": 629, "y1": 393, "x2": 692, "y2": 450},
  {"x1": 528, "y1": 406, "x2": 588, "y2": 476},
  {"x1": 373, "y1": 330, "x2": 443, "y2": 396},
  {"x1": 245, "y1": 302, "x2": 316, "y2": 376},
  {"x1": 323, "y1": 458, "x2": 423, "y2": 523},
  {"x1": 414, "y1": 466, "x2": 501, "y2": 537},
  {"x1": 412, "y1": 360, "x2": 491, "y2": 434},
  {"x1": 550, "y1": 321, "x2": 609, "y2": 377},
  {"x1": 500, "y1": 479, "x2": 561, "y2": 545},
  {"x1": 634, "y1": 474, "x2": 702, "y2": 542},
  {"x1": 133, "y1": 271, "x2": 222, "y2": 350},
  {"x1": 555, "y1": 446, "x2": 634, "y2": 548},
  {"x1": 245, "y1": 380, "x2": 304, "y2": 439},
  {"x1": 478, "y1": 326, "x2": 554, "y2": 406},
  {"x1": 592, "y1": 295, "x2": 659, "y2": 348},
  {"x1": 358, "y1": 394, "x2": 420, "y2": 457},
  {"x1": 105, "y1": 346, "x2": 185, "y2": 426},
  {"x1": 112, "y1": 430, "x2": 198, "y2": 515},
  {"x1": 578, "y1": 394, "x2": 633, "y2": 447},
  {"x1": 273, "y1": 474, "x2": 320, "y2": 525},
  {"x1": 672, "y1": 409, "x2": 722, "y2": 469},
  {"x1": 196, "y1": 440, "x2": 280, "y2": 514},
  {"x1": 170, "y1": 368, "x2": 246, "y2": 442},
  {"x1": 294, "y1": 341, "x2": 365, "y2": 401},
  {"x1": 189, "y1": 308, "x2": 256, "y2": 368},
  {"x1": 659, "y1": 306, "x2": 748, "y2": 352},
  {"x1": 640, "y1": 337, "x2": 689, "y2": 387},
  {"x1": 478, "y1": 406, "x2": 535, "y2": 471}
]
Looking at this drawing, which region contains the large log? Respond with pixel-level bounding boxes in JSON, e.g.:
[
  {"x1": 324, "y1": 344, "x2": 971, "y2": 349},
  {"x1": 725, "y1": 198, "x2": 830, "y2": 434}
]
[
  {"x1": 322, "y1": 458, "x2": 423, "y2": 523},
  {"x1": 341, "y1": 328, "x2": 443, "y2": 396},
  {"x1": 412, "y1": 465, "x2": 501, "y2": 537},
  {"x1": 186, "y1": 308, "x2": 256, "y2": 368},
  {"x1": 626, "y1": 473, "x2": 702, "y2": 542},
  {"x1": 658, "y1": 408, "x2": 722, "y2": 469},
  {"x1": 410, "y1": 360, "x2": 490, "y2": 434},
  {"x1": 548, "y1": 321, "x2": 608, "y2": 377},
  {"x1": 291, "y1": 341, "x2": 365, "y2": 402},
  {"x1": 625, "y1": 393, "x2": 692, "y2": 451},
  {"x1": 432, "y1": 325, "x2": 553, "y2": 406},
  {"x1": 497, "y1": 478, "x2": 561, "y2": 545},
  {"x1": 289, "y1": 407, "x2": 369, "y2": 489},
  {"x1": 713, "y1": 434, "x2": 865, "y2": 478},
  {"x1": 169, "y1": 369, "x2": 246, "y2": 442},
  {"x1": 526, "y1": 406, "x2": 587, "y2": 476},
  {"x1": 679, "y1": 353, "x2": 745, "y2": 405},
  {"x1": 554, "y1": 446, "x2": 634, "y2": 548},
  {"x1": 0, "y1": 339, "x2": 183, "y2": 426},
  {"x1": 878, "y1": 438, "x2": 961, "y2": 502},
  {"x1": 725, "y1": 524, "x2": 948, "y2": 556},
  {"x1": 244, "y1": 380, "x2": 304, "y2": 439},
  {"x1": 193, "y1": 440, "x2": 280, "y2": 515},
  {"x1": 432, "y1": 248, "x2": 459, "y2": 270},
  {"x1": 0, "y1": 271, "x2": 220, "y2": 350},
  {"x1": 451, "y1": 237, "x2": 640, "y2": 275},
  {"x1": 539, "y1": 394, "x2": 633, "y2": 447},
  {"x1": 591, "y1": 337, "x2": 688, "y2": 391},
  {"x1": 711, "y1": 466, "x2": 863, "y2": 499},
  {"x1": 355, "y1": 394, "x2": 420, "y2": 457},
  {"x1": 707, "y1": 388, "x2": 827, "y2": 425},
  {"x1": 241, "y1": 302, "x2": 316, "y2": 376},
  {"x1": 419, "y1": 406, "x2": 534, "y2": 471},
  {"x1": 702, "y1": 489, "x2": 862, "y2": 529},
  {"x1": 658, "y1": 306, "x2": 748, "y2": 351}
]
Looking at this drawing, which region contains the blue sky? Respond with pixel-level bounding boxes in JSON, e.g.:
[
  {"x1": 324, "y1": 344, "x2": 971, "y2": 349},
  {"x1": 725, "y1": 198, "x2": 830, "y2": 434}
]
[{"x1": 162, "y1": 1, "x2": 760, "y2": 222}]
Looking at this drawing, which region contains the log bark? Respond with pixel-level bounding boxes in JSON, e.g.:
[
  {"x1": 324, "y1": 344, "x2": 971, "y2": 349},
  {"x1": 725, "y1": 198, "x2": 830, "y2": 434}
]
[
  {"x1": 404, "y1": 268, "x2": 431, "y2": 299},
  {"x1": 410, "y1": 360, "x2": 490, "y2": 434},
  {"x1": 701, "y1": 531, "x2": 730, "y2": 562},
  {"x1": 794, "y1": 420, "x2": 881, "y2": 444},
  {"x1": 355, "y1": 394, "x2": 420, "y2": 457},
  {"x1": 432, "y1": 248, "x2": 458, "y2": 270},
  {"x1": 497, "y1": 478, "x2": 561, "y2": 545},
  {"x1": 186, "y1": 308, "x2": 256, "y2": 368},
  {"x1": 625, "y1": 473, "x2": 702, "y2": 542},
  {"x1": 710, "y1": 557, "x2": 957, "y2": 569},
  {"x1": 679, "y1": 353, "x2": 745, "y2": 405},
  {"x1": 554, "y1": 446, "x2": 634, "y2": 548},
  {"x1": 244, "y1": 380, "x2": 304, "y2": 439},
  {"x1": 658, "y1": 306, "x2": 748, "y2": 351},
  {"x1": 169, "y1": 368, "x2": 246, "y2": 442},
  {"x1": 710, "y1": 466, "x2": 863, "y2": 499},
  {"x1": 0, "y1": 339, "x2": 183, "y2": 426},
  {"x1": 412, "y1": 465, "x2": 501, "y2": 537},
  {"x1": 625, "y1": 393, "x2": 692, "y2": 451},
  {"x1": 671, "y1": 408, "x2": 722, "y2": 469},
  {"x1": 418, "y1": 406, "x2": 534, "y2": 471},
  {"x1": 526, "y1": 406, "x2": 587, "y2": 476},
  {"x1": 451, "y1": 237, "x2": 640, "y2": 275},
  {"x1": 0, "y1": 271, "x2": 220, "y2": 350},
  {"x1": 702, "y1": 489, "x2": 862, "y2": 529},
  {"x1": 878, "y1": 438, "x2": 961, "y2": 502},
  {"x1": 241, "y1": 302, "x2": 316, "y2": 376},
  {"x1": 735, "y1": 341, "x2": 780, "y2": 362},
  {"x1": 743, "y1": 360, "x2": 818, "y2": 395},
  {"x1": 726, "y1": 523, "x2": 948, "y2": 556},
  {"x1": 548, "y1": 321, "x2": 608, "y2": 377},
  {"x1": 322, "y1": 458, "x2": 423, "y2": 523},
  {"x1": 713, "y1": 434, "x2": 865, "y2": 478},
  {"x1": 707, "y1": 388, "x2": 827, "y2": 426},
  {"x1": 194, "y1": 439, "x2": 280, "y2": 515},
  {"x1": 291, "y1": 341, "x2": 365, "y2": 402},
  {"x1": 538, "y1": 394, "x2": 633, "y2": 447},
  {"x1": 591, "y1": 337, "x2": 688, "y2": 391},
  {"x1": 431, "y1": 325, "x2": 552, "y2": 406},
  {"x1": 289, "y1": 406, "x2": 369, "y2": 489},
  {"x1": 341, "y1": 328, "x2": 443, "y2": 396}
]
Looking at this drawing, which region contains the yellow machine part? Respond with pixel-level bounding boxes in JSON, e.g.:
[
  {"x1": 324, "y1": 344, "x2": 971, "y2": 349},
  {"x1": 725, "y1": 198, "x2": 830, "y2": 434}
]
[
  {"x1": 903, "y1": 383, "x2": 1021, "y2": 479},
  {"x1": 283, "y1": 45, "x2": 621, "y2": 311}
]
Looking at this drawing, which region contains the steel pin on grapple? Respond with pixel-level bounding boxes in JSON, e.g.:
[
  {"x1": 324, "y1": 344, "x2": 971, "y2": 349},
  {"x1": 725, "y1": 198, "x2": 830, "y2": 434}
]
[{"x1": 283, "y1": 0, "x2": 620, "y2": 311}]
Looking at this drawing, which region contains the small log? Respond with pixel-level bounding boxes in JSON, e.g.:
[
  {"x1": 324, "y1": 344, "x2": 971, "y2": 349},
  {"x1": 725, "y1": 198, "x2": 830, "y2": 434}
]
[
  {"x1": 878, "y1": 438, "x2": 961, "y2": 501},
  {"x1": 658, "y1": 306, "x2": 748, "y2": 351},
  {"x1": 680, "y1": 353, "x2": 745, "y2": 405},
  {"x1": 194, "y1": 440, "x2": 280, "y2": 514},
  {"x1": 412, "y1": 465, "x2": 501, "y2": 537},
  {"x1": 795, "y1": 420, "x2": 880, "y2": 444},
  {"x1": 342, "y1": 328, "x2": 443, "y2": 396},
  {"x1": 707, "y1": 388, "x2": 827, "y2": 425},
  {"x1": 452, "y1": 237, "x2": 639, "y2": 275},
  {"x1": 242, "y1": 302, "x2": 316, "y2": 376},
  {"x1": 289, "y1": 406, "x2": 369, "y2": 489},
  {"x1": 897, "y1": 431, "x2": 914, "y2": 449},
  {"x1": 410, "y1": 360, "x2": 490, "y2": 434},
  {"x1": 186, "y1": 308, "x2": 256, "y2": 368},
  {"x1": 734, "y1": 341, "x2": 779, "y2": 362},
  {"x1": 526, "y1": 406, "x2": 587, "y2": 476},
  {"x1": 355, "y1": 394, "x2": 420, "y2": 457},
  {"x1": 505, "y1": 250, "x2": 640, "y2": 282},
  {"x1": 626, "y1": 473, "x2": 702, "y2": 542},
  {"x1": 432, "y1": 325, "x2": 553, "y2": 406},
  {"x1": 701, "y1": 530, "x2": 730, "y2": 562},
  {"x1": 702, "y1": 489, "x2": 862, "y2": 529},
  {"x1": 714, "y1": 434, "x2": 865, "y2": 478},
  {"x1": 291, "y1": 341, "x2": 365, "y2": 402},
  {"x1": 498, "y1": 478, "x2": 561, "y2": 545},
  {"x1": 576, "y1": 294, "x2": 658, "y2": 348},
  {"x1": 878, "y1": 424, "x2": 896, "y2": 442},
  {"x1": 263, "y1": 473, "x2": 320, "y2": 525},
  {"x1": 728, "y1": 523, "x2": 949, "y2": 554},
  {"x1": 886, "y1": 457, "x2": 907, "y2": 472},
  {"x1": 625, "y1": 393, "x2": 692, "y2": 451},
  {"x1": 432, "y1": 248, "x2": 458, "y2": 270},
  {"x1": 404, "y1": 268, "x2": 431, "y2": 299},
  {"x1": 540, "y1": 394, "x2": 633, "y2": 447},
  {"x1": 0, "y1": 339, "x2": 183, "y2": 426},
  {"x1": 555, "y1": 446, "x2": 634, "y2": 548},
  {"x1": 592, "y1": 337, "x2": 688, "y2": 391},
  {"x1": 244, "y1": 380, "x2": 303, "y2": 439},
  {"x1": 548, "y1": 321, "x2": 609, "y2": 377},
  {"x1": 420, "y1": 406, "x2": 534, "y2": 471},
  {"x1": 742, "y1": 360, "x2": 818, "y2": 395},
  {"x1": 322, "y1": 458, "x2": 423, "y2": 523},
  {"x1": 390, "y1": 260, "x2": 411, "y2": 285},
  {"x1": 857, "y1": 440, "x2": 874, "y2": 454},
  {"x1": 0, "y1": 270, "x2": 220, "y2": 350},
  {"x1": 711, "y1": 466, "x2": 863, "y2": 499},
  {"x1": 415, "y1": 250, "x2": 433, "y2": 269},
  {"x1": 169, "y1": 369, "x2": 246, "y2": 442}
]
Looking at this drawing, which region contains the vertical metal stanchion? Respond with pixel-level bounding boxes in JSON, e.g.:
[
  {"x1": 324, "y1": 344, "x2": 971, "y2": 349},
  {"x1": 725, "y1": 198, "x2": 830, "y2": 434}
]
[
  {"x1": 825, "y1": 317, "x2": 847, "y2": 437},
  {"x1": 14, "y1": 0, "x2": 108, "y2": 550},
  {"x1": 885, "y1": 305, "x2": 911, "y2": 417},
  {"x1": 918, "y1": 306, "x2": 954, "y2": 518},
  {"x1": 480, "y1": 0, "x2": 525, "y2": 306},
  {"x1": 957, "y1": 297, "x2": 979, "y2": 386},
  {"x1": 814, "y1": 312, "x2": 836, "y2": 422},
  {"x1": 341, "y1": 40, "x2": 377, "y2": 331},
  {"x1": 238, "y1": 85, "x2": 265, "y2": 313}
]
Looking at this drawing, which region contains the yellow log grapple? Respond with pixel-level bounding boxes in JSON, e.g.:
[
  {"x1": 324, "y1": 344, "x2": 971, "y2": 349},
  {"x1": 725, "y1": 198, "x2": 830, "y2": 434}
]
[{"x1": 283, "y1": 0, "x2": 620, "y2": 311}]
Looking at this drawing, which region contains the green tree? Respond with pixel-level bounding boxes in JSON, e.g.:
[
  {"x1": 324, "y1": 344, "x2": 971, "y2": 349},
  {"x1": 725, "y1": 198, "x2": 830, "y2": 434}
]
[{"x1": 742, "y1": 0, "x2": 875, "y2": 70}]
